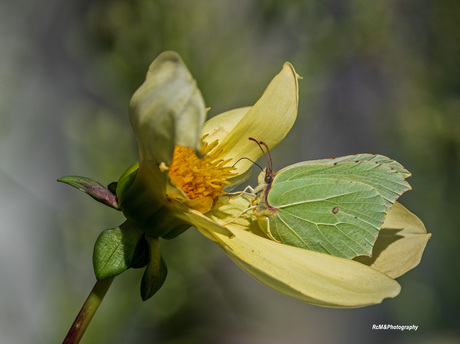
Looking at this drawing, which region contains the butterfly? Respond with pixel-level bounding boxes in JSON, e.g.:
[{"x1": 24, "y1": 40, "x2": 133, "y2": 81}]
[{"x1": 245, "y1": 138, "x2": 411, "y2": 259}]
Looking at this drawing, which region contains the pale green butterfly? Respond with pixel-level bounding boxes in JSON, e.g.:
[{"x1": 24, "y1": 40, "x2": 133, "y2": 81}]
[{"x1": 245, "y1": 137, "x2": 411, "y2": 259}]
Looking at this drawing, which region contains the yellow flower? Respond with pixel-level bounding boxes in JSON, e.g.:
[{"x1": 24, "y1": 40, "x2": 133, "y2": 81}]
[
  {"x1": 118, "y1": 51, "x2": 430, "y2": 308},
  {"x1": 118, "y1": 51, "x2": 298, "y2": 233}
]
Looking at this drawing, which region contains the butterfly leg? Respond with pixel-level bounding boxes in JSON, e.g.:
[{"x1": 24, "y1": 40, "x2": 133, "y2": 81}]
[
  {"x1": 223, "y1": 205, "x2": 257, "y2": 226},
  {"x1": 225, "y1": 185, "x2": 257, "y2": 199}
]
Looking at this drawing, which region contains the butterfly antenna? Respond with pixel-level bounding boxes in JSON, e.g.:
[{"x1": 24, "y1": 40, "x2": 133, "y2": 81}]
[
  {"x1": 232, "y1": 157, "x2": 263, "y2": 171},
  {"x1": 259, "y1": 141, "x2": 273, "y2": 173},
  {"x1": 248, "y1": 137, "x2": 273, "y2": 173}
]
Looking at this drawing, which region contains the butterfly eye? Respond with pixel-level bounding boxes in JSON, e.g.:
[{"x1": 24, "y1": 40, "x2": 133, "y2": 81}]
[{"x1": 265, "y1": 173, "x2": 273, "y2": 184}]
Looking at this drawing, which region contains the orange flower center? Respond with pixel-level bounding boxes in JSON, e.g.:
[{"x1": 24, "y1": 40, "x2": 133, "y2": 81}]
[{"x1": 168, "y1": 139, "x2": 236, "y2": 213}]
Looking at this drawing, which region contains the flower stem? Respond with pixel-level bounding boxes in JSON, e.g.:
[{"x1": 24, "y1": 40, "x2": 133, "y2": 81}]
[{"x1": 63, "y1": 278, "x2": 114, "y2": 344}]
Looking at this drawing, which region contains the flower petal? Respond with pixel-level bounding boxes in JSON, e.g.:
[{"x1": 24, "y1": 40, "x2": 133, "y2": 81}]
[
  {"x1": 195, "y1": 196, "x2": 400, "y2": 308},
  {"x1": 354, "y1": 202, "x2": 431, "y2": 279},
  {"x1": 214, "y1": 62, "x2": 300, "y2": 174},
  {"x1": 212, "y1": 225, "x2": 400, "y2": 308},
  {"x1": 130, "y1": 51, "x2": 206, "y2": 166},
  {"x1": 202, "y1": 107, "x2": 251, "y2": 145},
  {"x1": 177, "y1": 207, "x2": 235, "y2": 241}
]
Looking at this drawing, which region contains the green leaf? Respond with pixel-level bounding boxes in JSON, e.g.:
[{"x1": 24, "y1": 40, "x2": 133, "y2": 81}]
[
  {"x1": 254, "y1": 156, "x2": 411, "y2": 259},
  {"x1": 58, "y1": 176, "x2": 119, "y2": 210},
  {"x1": 93, "y1": 221, "x2": 145, "y2": 280},
  {"x1": 140, "y1": 236, "x2": 168, "y2": 301}
]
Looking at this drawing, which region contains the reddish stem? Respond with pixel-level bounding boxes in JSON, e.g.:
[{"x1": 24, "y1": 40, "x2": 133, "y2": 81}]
[{"x1": 62, "y1": 278, "x2": 114, "y2": 344}]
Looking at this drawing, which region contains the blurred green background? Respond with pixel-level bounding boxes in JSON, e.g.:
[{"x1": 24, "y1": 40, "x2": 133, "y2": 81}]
[{"x1": 1, "y1": 0, "x2": 459, "y2": 343}]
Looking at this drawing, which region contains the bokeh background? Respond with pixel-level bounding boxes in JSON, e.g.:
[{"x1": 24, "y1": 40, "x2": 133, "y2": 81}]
[{"x1": 1, "y1": 0, "x2": 459, "y2": 343}]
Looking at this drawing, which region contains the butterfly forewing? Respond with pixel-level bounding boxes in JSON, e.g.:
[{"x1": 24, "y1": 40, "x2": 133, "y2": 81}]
[
  {"x1": 273, "y1": 159, "x2": 411, "y2": 210},
  {"x1": 281, "y1": 154, "x2": 411, "y2": 178}
]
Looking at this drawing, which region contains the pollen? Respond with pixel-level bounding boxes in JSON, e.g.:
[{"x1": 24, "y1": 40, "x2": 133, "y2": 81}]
[{"x1": 168, "y1": 139, "x2": 236, "y2": 213}]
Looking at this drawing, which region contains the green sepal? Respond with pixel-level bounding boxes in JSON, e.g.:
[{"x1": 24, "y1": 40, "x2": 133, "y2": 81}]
[
  {"x1": 161, "y1": 224, "x2": 190, "y2": 240},
  {"x1": 107, "y1": 181, "x2": 118, "y2": 196},
  {"x1": 116, "y1": 162, "x2": 167, "y2": 227},
  {"x1": 116, "y1": 162, "x2": 139, "y2": 201},
  {"x1": 130, "y1": 235, "x2": 149, "y2": 269},
  {"x1": 93, "y1": 221, "x2": 145, "y2": 280},
  {"x1": 58, "y1": 176, "x2": 120, "y2": 210},
  {"x1": 141, "y1": 236, "x2": 168, "y2": 301},
  {"x1": 143, "y1": 206, "x2": 190, "y2": 238}
]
